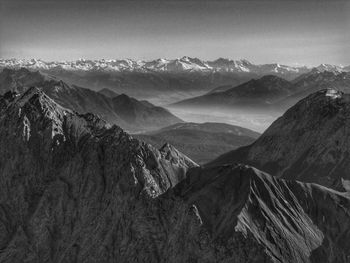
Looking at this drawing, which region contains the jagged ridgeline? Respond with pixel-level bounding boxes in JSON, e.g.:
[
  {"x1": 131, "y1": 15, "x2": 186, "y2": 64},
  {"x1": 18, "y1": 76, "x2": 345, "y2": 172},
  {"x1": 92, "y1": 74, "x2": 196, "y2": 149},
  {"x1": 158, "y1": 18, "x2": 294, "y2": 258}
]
[
  {"x1": 0, "y1": 88, "x2": 350, "y2": 262},
  {"x1": 0, "y1": 68, "x2": 183, "y2": 133},
  {"x1": 209, "y1": 89, "x2": 350, "y2": 191}
]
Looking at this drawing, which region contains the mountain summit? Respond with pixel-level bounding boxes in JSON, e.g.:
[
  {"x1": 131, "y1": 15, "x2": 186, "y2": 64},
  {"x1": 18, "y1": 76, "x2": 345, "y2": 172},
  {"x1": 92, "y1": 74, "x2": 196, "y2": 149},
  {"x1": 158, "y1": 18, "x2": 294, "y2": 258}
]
[
  {"x1": 0, "y1": 58, "x2": 326, "y2": 75},
  {"x1": 209, "y1": 88, "x2": 350, "y2": 190},
  {"x1": 0, "y1": 68, "x2": 183, "y2": 132},
  {"x1": 0, "y1": 89, "x2": 350, "y2": 262},
  {"x1": 172, "y1": 75, "x2": 293, "y2": 109}
]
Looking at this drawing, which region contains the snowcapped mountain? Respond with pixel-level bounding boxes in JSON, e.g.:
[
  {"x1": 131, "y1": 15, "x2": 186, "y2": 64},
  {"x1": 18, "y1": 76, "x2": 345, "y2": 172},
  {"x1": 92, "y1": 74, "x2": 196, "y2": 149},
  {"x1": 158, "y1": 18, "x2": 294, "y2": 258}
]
[
  {"x1": 315, "y1": 63, "x2": 345, "y2": 73},
  {"x1": 1, "y1": 57, "x2": 346, "y2": 75}
]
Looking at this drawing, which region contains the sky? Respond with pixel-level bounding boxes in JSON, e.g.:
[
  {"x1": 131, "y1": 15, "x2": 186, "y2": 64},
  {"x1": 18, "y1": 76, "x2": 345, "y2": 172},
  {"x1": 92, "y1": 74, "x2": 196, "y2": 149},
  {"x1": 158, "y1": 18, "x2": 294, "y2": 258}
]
[{"x1": 0, "y1": 0, "x2": 349, "y2": 66}]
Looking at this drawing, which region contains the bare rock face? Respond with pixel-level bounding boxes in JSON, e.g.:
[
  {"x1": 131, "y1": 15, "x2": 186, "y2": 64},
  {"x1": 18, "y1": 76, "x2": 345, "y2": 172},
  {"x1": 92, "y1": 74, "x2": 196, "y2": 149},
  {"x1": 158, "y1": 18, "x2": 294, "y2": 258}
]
[
  {"x1": 176, "y1": 164, "x2": 350, "y2": 263},
  {"x1": 0, "y1": 68, "x2": 183, "y2": 133},
  {"x1": 0, "y1": 88, "x2": 197, "y2": 262},
  {"x1": 1, "y1": 88, "x2": 350, "y2": 263},
  {"x1": 0, "y1": 68, "x2": 45, "y2": 93},
  {"x1": 209, "y1": 89, "x2": 350, "y2": 190}
]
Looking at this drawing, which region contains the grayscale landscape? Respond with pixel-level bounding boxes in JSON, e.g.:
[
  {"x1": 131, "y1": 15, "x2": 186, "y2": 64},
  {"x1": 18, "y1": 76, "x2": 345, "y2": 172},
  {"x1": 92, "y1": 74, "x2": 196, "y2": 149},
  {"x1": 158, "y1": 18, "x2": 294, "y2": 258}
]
[{"x1": 0, "y1": 0, "x2": 349, "y2": 262}]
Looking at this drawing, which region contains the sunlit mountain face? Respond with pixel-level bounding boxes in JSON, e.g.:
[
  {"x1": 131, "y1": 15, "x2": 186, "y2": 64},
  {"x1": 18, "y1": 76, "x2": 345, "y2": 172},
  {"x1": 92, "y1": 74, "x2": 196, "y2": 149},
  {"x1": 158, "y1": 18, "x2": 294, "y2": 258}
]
[{"x1": 1, "y1": 0, "x2": 350, "y2": 262}]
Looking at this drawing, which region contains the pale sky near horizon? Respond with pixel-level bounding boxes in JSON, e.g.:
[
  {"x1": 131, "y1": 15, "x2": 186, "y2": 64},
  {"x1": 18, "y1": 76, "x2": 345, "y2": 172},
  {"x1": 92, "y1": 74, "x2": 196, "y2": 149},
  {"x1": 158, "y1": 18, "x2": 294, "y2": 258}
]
[{"x1": 0, "y1": 0, "x2": 349, "y2": 66}]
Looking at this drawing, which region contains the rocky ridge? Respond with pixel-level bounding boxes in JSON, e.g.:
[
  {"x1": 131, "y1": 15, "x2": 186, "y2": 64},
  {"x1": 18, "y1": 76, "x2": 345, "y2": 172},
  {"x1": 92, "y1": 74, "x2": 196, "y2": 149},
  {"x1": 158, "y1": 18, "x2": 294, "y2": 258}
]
[
  {"x1": 0, "y1": 68, "x2": 183, "y2": 132},
  {"x1": 209, "y1": 88, "x2": 350, "y2": 190},
  {"x1": 0, "y1": 57, "x2": 316, "y2": 75},
  {"x1": 0, "y1": 89, "x2": 349, "y2": 262}
]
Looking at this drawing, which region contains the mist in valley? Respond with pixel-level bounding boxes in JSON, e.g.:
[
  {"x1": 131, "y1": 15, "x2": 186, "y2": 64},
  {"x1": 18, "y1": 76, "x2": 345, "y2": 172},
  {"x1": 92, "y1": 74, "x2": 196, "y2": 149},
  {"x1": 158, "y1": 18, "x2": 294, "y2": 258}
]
[
  {"x1": 166, "y1": 105, "x2": 281, "y2": 133},
  {"x1": 1, "y1": 0, "x2": 350, "y2": 261}
]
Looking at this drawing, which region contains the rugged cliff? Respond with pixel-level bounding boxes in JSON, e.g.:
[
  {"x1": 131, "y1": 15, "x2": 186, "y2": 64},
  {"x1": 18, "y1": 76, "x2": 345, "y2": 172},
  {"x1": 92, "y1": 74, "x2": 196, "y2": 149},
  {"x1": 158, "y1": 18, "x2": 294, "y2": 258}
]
[
  {"x1": 0, "y1": 88, "x2": 196, "y2": 262},
  {"x1": 209, "y1": 89, "x2": 350, "y2": 190},
  {"x1": 0, "y1": 68, "x2": 183, "y2": 132},
  {"x1": 0, "y1": 89, "x2": 349, "y2": 263}
]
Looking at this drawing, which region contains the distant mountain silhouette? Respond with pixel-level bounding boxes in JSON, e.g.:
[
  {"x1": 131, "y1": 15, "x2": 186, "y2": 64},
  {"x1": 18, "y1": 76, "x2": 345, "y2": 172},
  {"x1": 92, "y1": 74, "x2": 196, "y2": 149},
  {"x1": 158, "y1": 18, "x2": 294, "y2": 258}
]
[
  {"x1": 0, "y1": 58, "x2": 324, "y2": 104},
  {"x1": 275, "y1": 70, "x2": 350, "y2": 110},
  {"x1": 0, "y1": 68, "x2": 182, "y2": 132},
  {"x1": 172, "y1": 71, "x2": 350, "y2": 113},
  {"x1": 134, "y1": 122, "x2": 259, "y2": 164},
  {"x1": 172, "y1": 75, "x2": 293, "y2": 109}
]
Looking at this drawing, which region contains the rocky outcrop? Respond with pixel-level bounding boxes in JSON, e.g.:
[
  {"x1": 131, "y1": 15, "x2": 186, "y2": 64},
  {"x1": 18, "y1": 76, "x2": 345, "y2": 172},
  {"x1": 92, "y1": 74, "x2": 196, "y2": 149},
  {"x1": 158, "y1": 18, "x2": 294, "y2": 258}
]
[
  {"x1": 0, "y1": 68, "x2": 46, "y2": 93},
  {"x1": 0, "y1": 88, "x2": 196, "y2": 262},
  {"x1": 0, "y1": 89, "x2": 349, "y2": 263},
  {"x1": 0, "y1": 68, "x2": 183, "y2": 133},
  {"x1": 173, "y1": 164, "x2": 350, "y2": 263},
  {"x1": 209, "y1": 89, "x2": 350, "y2": 190}
]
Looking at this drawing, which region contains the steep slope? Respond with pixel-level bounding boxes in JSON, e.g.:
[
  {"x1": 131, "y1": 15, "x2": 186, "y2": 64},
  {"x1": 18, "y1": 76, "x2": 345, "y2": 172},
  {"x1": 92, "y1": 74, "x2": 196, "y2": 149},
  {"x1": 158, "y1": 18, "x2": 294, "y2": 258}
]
[
  {"x1": 0, "y1": 68, "x2": 183, "y2": 132},
  {"x1": 0, "y1": 89, "x2": 349, "y2": 262},
  {"x1": 110, "y1": 94, "x2": 182, "y2": 131},
  {"x1": 172, "y1": 164, "x2": 350, "y2": 263},
  {"x1": 172, "y1": 75, "x2": 293, "y2": 109},
  {"x1": 98, "y1": 88, "x2": 119, "y2": 98},
  {"x1": 275, "y1": 70, "x2": 350, "y2": 110},
  {"x1": 45, "y1": 69, "x2": 255, "y2": 105},
  {"x1": 0, "y1": 88, "x2": 198, "y2": 262},
  {"x1": 172, "y1": 71, "x2": 350, "y2": 113},
  {"x1": 209, "y1": 89, "x2": 350, "y2": 190},
  {"x1": 134, "y1": 122, "x2": 259, "y2": 164},
  {"x1": 0, "y1": 67, "x2": 46, "y2": 93}
]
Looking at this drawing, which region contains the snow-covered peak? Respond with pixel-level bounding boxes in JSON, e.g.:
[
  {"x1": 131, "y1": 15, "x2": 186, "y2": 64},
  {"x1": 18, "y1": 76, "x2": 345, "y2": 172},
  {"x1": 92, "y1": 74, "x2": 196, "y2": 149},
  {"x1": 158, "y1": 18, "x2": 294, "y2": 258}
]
[
  {"x1": 315, "y1": 64, "x2": 344, "y2": 73},
  {"x1": 0, "y1": 58, "x2": 348, "y2": 75}
]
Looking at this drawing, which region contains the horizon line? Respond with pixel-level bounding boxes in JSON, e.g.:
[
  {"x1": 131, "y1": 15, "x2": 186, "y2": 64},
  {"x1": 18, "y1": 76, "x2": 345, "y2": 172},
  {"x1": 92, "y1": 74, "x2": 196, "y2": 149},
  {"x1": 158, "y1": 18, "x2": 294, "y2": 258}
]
[{"x1": 1, "y1": 57, "x2": 349, "y2": 68}]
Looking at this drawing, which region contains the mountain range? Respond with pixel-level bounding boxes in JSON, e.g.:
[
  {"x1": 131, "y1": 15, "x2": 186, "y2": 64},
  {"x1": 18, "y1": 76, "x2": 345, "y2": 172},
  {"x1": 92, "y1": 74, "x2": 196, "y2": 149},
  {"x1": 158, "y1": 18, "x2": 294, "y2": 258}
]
[
  {"x1": 171, "y1": 70, "x2": 350, "y2": 113},
  {"x1": 134, "y1": 122, "x2": 260, "y2": 164},
  {"x1": 209, "y1": 88, "x2": 350, "y2": 191},
  {"x1": 1, "y1": 58, "x2": 348, "y2": 74},
  {"x1": 0, "y1": 68, "x2": 182, "y2": 132},
  {"x1": 2, "y1": 58, "x2": 348, "y2": 105},
  {"x1": 0, "y1": 87, "x2": 349, "y2": 262},
  {"x1": 172, "y1": 75, "x2": 294, "y2": 110}
]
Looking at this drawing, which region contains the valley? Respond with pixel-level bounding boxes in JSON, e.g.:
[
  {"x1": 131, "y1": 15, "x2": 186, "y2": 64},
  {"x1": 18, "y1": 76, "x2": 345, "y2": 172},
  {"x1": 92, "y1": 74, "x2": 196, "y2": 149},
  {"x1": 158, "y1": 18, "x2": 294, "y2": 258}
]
[{"x1": 0, "y1": 58, "x2": 350, "y2": 263}]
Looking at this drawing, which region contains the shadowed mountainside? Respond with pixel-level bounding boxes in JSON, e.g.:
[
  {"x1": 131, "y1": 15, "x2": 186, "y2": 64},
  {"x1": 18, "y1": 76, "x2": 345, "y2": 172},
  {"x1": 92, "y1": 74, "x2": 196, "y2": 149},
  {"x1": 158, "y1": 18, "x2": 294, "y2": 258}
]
[
  {"x1": 134, "y1": 122, "x2": 259, "y2": 164},
  {"x1": 0, "y1": 89, "x2": 349, "y2": 262},
  {"x1": 209, "y1": 88, "x2": 350, "y2": 190},
  {"x1": 0, "y1": 57, "x2": 314, "y2": 105},
  {"x1": 98, "y1": 88, "x2": 119, "y2": 98},
  {"x1": 172, "y1": 75, "x2": 293, "y2": 110},
  {"x1": 171, "y1": 71, "x2": 350, "y2": 113},
  {"x1": 0, "y1": 68, "x2": 182, "y2": 132}
]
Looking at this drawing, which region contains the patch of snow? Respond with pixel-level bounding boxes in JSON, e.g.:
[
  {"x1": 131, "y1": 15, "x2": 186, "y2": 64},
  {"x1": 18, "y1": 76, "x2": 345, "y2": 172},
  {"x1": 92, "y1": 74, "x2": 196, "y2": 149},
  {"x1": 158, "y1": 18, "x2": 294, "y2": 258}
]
[
  {"x1": 341, "y1": 178, "x2": 350, "y2": 192},
  {"x1": 325, "y1": 89, "x2": 341, "y2": 99},
  {"x1": 23, "y1": 115, "x2": 31, "y2": 141},
  {"x1": 191, "y1": 205, "x2": 203, "y2": 225}
]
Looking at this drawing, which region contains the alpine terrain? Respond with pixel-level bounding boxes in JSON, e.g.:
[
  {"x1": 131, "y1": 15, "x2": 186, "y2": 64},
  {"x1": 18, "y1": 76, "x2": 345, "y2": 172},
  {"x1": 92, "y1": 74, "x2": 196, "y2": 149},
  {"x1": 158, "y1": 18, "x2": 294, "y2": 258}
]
[
  {"x1": 0, "y1": 87, "x2": 349, "y2": 262},
  {"x1": 134, "y1": 122, "x2": 259, "y2": 164},
  {"x1": 0, "y1": 68, "x2": 182, "y2": 132},
  {"x1": 209, "y1": 88, "x2": 350, "y2": 190}
]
